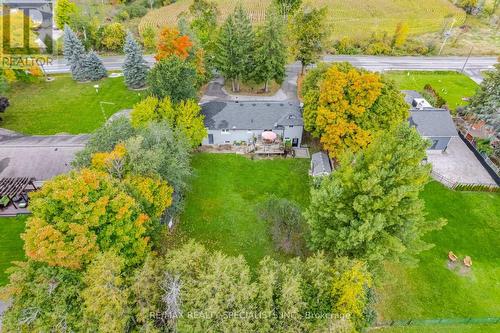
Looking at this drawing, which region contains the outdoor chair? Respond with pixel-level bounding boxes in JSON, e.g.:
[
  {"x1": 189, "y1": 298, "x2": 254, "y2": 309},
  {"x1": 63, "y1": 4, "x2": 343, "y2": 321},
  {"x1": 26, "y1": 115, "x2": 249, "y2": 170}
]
[
  {"x1": 448, "y1": 251, "x2": 458, "y2": 262},
  {"x1": 0, "y1": 195, "x2": 10, "y2": 209},
  {"x1": 463, "y1": 256, "x2": 472, "y2": 267}
]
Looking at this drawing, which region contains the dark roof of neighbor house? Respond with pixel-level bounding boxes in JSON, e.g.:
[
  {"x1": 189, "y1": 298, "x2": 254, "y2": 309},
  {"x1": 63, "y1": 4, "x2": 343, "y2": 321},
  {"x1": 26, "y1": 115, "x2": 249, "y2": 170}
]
[
  {"x1": 410, "y1": 108, "x2": 458, "y2": 137},
  {"x1": 310, "y1": 152, "x2": 332, "y2": 177},
  {"x1": 201, "y1": 101, "x2": 303, "y2": 130},
  {"x1": 402, "y1": 90, "x2": 424, "y2": 106}
]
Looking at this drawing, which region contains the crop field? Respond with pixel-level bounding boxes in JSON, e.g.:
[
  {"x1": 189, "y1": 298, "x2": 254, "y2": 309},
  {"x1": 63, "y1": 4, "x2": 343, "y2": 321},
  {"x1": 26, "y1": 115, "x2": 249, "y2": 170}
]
[{"x1": 139, "y1": 0, "x2": 465, "y2": 40}]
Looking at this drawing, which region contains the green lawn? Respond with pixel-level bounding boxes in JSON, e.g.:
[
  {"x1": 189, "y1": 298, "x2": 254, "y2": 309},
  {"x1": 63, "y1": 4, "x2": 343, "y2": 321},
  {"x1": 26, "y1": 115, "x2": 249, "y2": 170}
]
[
  {"x1": 0, "y1": 216, "x2": 27, "y2": 285},
  {"x1": 370, "y1": 323, "x2": 500, "y2": 333},
  {"x1": 385, "y1": 71, "x2": 479, "y2": 111},
  {"x1": 376, "y1": 182, "x2": 500, "y2": 320},
  {"x1": 2, "y1": 75, "x2": 143, "y2": 135},
  {"x1": 178, "y1": 153, "x2": 311, "y2": 268}
]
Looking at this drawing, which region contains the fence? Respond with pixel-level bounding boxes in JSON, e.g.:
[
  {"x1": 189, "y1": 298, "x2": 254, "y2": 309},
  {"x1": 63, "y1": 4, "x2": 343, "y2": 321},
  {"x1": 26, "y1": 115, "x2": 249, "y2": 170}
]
[
  {"x1": 374, "y1": 317, "x2": 500, "y2": 328},
  {"x1": 430, "y1": 170, "x2": 499, "y2": 192},
  {"x1": 457, "y1": 131, "x2": 500, "y2": 186}
]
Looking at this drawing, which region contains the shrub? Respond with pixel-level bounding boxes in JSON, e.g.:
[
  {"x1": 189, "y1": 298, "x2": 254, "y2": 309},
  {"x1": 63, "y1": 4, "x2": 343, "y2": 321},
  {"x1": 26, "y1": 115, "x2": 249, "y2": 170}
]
[
  {"x1": 257, "y1": 195, "x2": 306, "y2": 255},
  {"x1": 423, "y1": 83, "x2": 447, "y2": 108},
  {"x1": 476, "y1": 138, "x2": 493, "y2": 155},
  {"x1": 0, "y1": 96, "x2": 9, "y2": 121},
  {"x1": 127, "y1": 3, "x2": 148, "y2": 18},
  {"x1": 101, "y1": 23, "x2": 126, "y2": 51}
]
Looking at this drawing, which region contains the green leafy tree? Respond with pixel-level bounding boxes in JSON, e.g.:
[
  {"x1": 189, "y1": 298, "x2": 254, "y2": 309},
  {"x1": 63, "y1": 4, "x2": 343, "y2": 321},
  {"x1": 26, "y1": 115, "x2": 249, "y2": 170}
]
[
  {"x1": 0, "y1": 261, "x2": 84, "y2": 332},
  {"x1": 302, "y1": 63, "x2": 408, "y2": 158},
  {"x1": 252, "y1": 10, "x2": 287, "y2": 92},
  {"x1": 148, "y1": 56, "x2": 198, "y2": 102},
  {"x1": 81, "y1": 50, "x2": 107, "y2": 81},
  {"x1": 214, "y1": 5, "x2": 254, "y2": 92},
  {"x1": 123, "y1": 32, "x2": 148, "y2": 89},
  {"x1": 81, "y1": 252, "x2": 130, "y2": 333},
  {"x1": 22, "y1": 169, "x2": 151, "y2": 269},
  {"x1": 273, "y1": 0, "x2": 302, "y2": 18},
  {"x1": 305, "y1": 124, "x2": 446, "y2": 265},
  {"x1": 63, "y1": 25, "x2": 87, "y2": 81},
  {"x1": 101, "y1": 22, "x2": 126, "y2": 51},
  {"x1": 131, "y1": 96, "x2": 206, "y2": 148},
  {"x1": 289, "y1": 6, "x2": 327, "y2": 74},
  {"x1": 55, "y1": 0, "x2": 77, "y2": 29},
  {"x1": 189, "y1": 0, "x2": 219, "y2": 49},
  {"x1": 393, "y1": 22, "x2": 409, "y2": 48}
]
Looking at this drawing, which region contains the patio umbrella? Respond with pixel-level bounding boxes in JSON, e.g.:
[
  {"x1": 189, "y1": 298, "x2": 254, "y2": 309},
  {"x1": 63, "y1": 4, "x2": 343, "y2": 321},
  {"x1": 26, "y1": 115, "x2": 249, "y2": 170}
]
[{"x1": 262, "y1": 131, "x2": 277, "y2": 141}]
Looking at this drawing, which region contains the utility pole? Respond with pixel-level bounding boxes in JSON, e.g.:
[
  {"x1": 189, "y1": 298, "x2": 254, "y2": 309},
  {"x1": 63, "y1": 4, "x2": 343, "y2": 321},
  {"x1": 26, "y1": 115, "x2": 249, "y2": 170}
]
[
  {"x1": 438, "y1": 18, "x2": 456, "y2": 55},
  {"x1": 461, "y1": 46, "x2": 473, "y2": 73}
]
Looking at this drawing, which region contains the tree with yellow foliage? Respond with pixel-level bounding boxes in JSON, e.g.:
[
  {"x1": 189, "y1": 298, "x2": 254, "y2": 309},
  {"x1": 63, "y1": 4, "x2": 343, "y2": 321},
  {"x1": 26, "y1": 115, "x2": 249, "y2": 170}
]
[{"x1": 302, "y1": 63, "x2": 408, "y2": 158}]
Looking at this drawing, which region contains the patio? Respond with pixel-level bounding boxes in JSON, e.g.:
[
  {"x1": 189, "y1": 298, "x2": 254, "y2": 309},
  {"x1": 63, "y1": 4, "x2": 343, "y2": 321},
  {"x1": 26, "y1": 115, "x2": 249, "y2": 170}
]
[{"x1": 0, "y1": 177, "x2": 38, "y2": 216}]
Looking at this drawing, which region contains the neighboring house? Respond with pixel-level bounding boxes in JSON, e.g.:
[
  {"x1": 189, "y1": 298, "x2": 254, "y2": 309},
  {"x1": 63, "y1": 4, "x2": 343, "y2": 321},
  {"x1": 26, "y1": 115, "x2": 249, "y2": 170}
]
[
  {"x1": 310, "y1": 152, "x2": 332, "y2": 177},
  {"x1": 403, "y1": 91, "x2": 458, "y2": 152},
  {"x1": 201, "y1": 101, "x2": 304, "y2": 147}
]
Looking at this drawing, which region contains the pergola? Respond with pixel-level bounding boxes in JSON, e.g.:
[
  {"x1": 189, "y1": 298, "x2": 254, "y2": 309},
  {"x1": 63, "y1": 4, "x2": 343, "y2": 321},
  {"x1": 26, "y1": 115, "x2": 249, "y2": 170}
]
[{"x1": 0, "y1": 177, "x2": 37, "y2": 209}]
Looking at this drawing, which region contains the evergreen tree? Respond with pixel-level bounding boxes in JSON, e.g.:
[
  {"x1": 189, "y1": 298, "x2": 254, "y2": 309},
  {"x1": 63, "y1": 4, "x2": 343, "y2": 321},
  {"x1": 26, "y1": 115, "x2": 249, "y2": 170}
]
[
  {"x1": 305, "y1": 124, "x2": 446, "y2": 266},
  {"x1": 81, "y1": 51, "x2": 107, "y2": 81},
  {"x1": 214, "y1": 5, "x2": 253, "y2": 92},
  {"x1": 252, "y1": 10, "x2": 286, "y2": 92},
  {"x1": 148, "y1": 56, "x2": 197, "y2": 103},
  {"x1": 123, "y1": 32, "x2": 148, "y2": 89},
  {"x1": 63, "y1": 25, "x2": 87, "y2": 81}
]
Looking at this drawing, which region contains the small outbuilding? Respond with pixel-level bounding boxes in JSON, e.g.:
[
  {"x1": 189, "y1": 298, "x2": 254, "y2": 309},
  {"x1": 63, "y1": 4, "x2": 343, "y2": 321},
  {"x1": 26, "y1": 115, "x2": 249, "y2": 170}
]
[{"x1": 310, "y1": 152, "x2": 332, "y2": 177}]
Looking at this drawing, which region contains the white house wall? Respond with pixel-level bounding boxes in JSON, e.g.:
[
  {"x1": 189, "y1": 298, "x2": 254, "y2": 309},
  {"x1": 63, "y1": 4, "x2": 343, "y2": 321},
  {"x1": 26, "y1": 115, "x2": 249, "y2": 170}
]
[{"x1": 202, "y1": 126, "x2": 303, "y2": 146}]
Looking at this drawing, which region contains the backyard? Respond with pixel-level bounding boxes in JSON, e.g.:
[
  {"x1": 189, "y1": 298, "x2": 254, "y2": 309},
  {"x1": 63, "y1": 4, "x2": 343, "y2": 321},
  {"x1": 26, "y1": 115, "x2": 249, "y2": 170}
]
[
  {"x1": 1, "y1": 75, "x2": 143, "y2": 135},
  {"x1": 0, "y1": 216, "x2": 26, "y2": 285},
  {"x1": 178, "y1": 153, "x2": 310, "y2": 268},
  {"x1": 376, "y1": 182, "x2": 500, "y2": 320},
  {"x1": 385, "y1": 71, "x2": 479, "y2": 111}
]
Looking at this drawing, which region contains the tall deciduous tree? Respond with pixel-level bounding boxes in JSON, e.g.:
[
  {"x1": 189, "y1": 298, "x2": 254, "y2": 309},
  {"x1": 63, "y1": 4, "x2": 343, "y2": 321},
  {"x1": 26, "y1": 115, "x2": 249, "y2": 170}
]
[
  {"x1": 393, "y1": 22, "x2": 409, "y2": 48},
  {"x1": 273, "y1": 0, "x2": 302, "y2": 18},
  {"x1": 123, "y1": 32, "x2": 148, "y2": 89},
  {"x1": 214, "y1": 5, "x2": 254, "y2": 92},
  {"x1": 22, "y1": 169, "x2": 151, "y2": 269},
  {"x1": 148, "y1": 56, "x2": 198, "y2": 102},
  {"x1": 55, "y1": 0, "x2": 77, "y2": 29},
  {"x1": 302, "y1": 63, "x2": 408, "y2": 158},
  {"x1": 252, "y1": 10, "x2": 287, "y2": 92},
  {"x1": 81, "y1": 252, "x2": 130, "y2": 333},
  {"x1": 305, "y1": 124, "x2": 446, "y2": 266},
  {"x1": 289, "y1": 6, "x2": 327, "y2": 74},
  {"x1": 155, "y1": 27, "x2": 193, "y2": 61},
  {"x1": 131, "y1": 96, "x2": 206, "y2": 148},
  {"x1": 189, "y1": 0, "x2": 219, "y2": 49}
]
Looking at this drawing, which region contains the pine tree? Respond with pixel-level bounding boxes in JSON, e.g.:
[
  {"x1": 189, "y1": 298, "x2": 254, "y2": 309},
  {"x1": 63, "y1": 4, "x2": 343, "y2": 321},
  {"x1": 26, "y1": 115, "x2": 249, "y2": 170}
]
[
  {"x1": 123, "y1": 32, "x2": 148, "y2": 89},
  {"x1": 214, "y1": 5, "x2": 253, "y2": 92},
  {"x1": 305, "y1": 124, "x2": 446, "y2": 266},
  {"x1": 81, "y1": 51, "x2": 107, "y2": 81},
  {"x1": 63, "y1": 25, "x2": 87, "y2": 81},
  {"x1": 252, "y1": 10, "x2": 286, "y2": 92}
]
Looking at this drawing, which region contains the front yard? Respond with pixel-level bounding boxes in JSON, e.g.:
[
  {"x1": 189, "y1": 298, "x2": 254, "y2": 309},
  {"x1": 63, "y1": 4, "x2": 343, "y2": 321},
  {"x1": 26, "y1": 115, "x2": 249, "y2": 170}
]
[
  {"x1": 385, "y1": 71, "x2": 478, "y2": 111},
  {"x1": 178, "y1": 153, "x2": 311, "y2": 268},
  {"x1": 1, "y1": 75, "x2": 143, "y2": 135}
]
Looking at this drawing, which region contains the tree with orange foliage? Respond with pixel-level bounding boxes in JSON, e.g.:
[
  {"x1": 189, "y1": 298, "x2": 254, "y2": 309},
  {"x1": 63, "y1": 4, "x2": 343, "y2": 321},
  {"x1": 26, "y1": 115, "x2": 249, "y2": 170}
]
[
  {"x1": 155, "y1": 27, "x2": 193, "y2": 61},
  {"x1": 302, "y1": 62, "x2": 408, "y2": 158},
  {"x1": 22, "y1": 169, "x2": 152, "y2": 269}
]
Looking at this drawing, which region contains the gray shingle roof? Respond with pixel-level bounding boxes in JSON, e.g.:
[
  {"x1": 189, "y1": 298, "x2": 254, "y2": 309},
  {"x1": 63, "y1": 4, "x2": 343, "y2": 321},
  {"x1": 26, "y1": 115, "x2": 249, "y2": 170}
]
[
  {"x1": 201, "y1": 101, "x2": 303, "y2": 130},
  {"x1": 311, "y1": 152, "x2": 332, "y2": 177},
  {"x1": 402, "y1": 90, "x2": 424, "y2": 106},
  {"x1": 410, "y1": 108, "x2": 458, "y2": 137}
]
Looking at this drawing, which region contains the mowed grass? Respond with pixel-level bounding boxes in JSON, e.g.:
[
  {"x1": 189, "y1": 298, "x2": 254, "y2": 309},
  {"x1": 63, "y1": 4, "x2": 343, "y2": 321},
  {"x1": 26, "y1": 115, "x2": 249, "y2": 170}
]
[
  {"x1": 2, "y1": 75, "x2": 143, "y2": 135},
  {"x1": 0, "y1": 216, "x2": 27, "y2": 285},
  {"x1": 369, "y1": 324, "x2": 500, "y2": 333},
  {"x1": 384, "y1": 71, "x2": 479, "y2": 111},
  {"x1": 376, "y1": 182, "x2": 500, "y2": 320},
  {"x1": 178, "y1": 153, "x2": 310, "y2": 268},
  {"x1": 139, "y1": 0, "x2": 464, "y2": 40}
]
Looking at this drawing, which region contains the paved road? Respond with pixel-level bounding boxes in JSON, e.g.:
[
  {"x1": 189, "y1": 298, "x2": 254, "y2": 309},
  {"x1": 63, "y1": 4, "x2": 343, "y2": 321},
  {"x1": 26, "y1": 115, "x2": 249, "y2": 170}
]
[{"x1": 44, "y1": 55, "x2": 497, "y2": 83}]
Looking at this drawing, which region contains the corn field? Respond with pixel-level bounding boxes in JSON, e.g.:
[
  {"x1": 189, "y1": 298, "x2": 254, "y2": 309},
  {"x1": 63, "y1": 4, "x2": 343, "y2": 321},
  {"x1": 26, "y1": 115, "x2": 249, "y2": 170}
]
[{"x1": 139, "y1": 0, "x2": 465, "y2": 40}]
